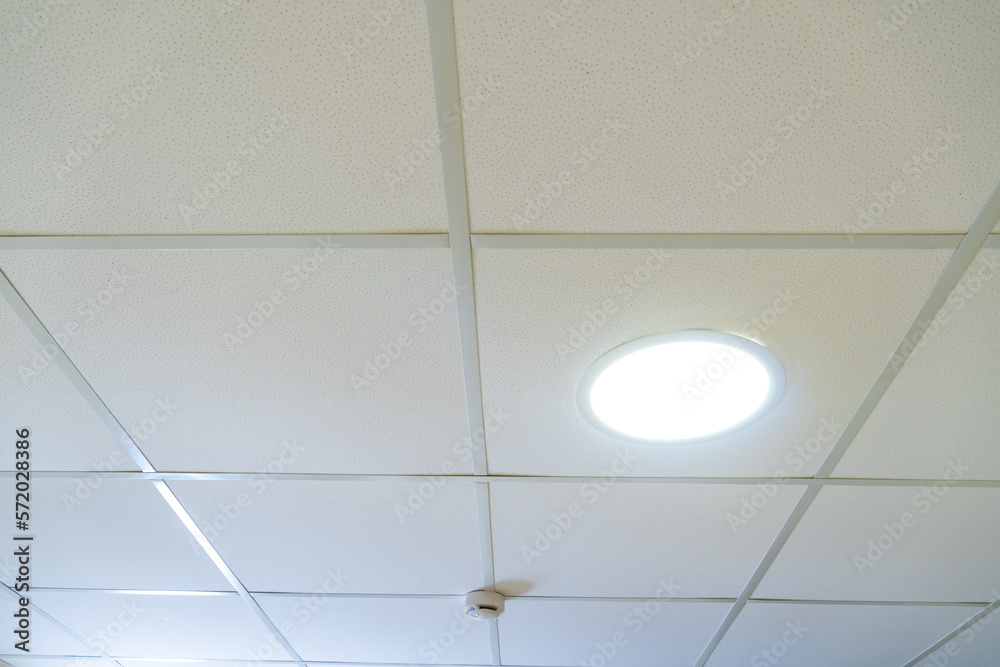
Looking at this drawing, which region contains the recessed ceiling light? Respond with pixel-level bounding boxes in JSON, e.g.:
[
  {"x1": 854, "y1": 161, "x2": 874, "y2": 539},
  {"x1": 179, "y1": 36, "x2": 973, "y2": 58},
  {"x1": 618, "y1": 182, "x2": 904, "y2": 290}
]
[{"x1": 577, "y1": 331, "x2": 784, "y2": 444}]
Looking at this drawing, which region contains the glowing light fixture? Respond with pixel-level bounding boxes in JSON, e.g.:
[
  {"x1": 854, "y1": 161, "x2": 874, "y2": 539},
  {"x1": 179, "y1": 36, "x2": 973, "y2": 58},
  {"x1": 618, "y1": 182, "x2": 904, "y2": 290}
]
[{"x1": 577, "y1": 331, "x2": 784, "y2": 444}]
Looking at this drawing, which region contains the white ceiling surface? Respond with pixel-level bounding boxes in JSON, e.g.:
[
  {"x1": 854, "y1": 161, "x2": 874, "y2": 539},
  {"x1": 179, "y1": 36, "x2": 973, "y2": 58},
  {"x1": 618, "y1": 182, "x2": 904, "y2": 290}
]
[
  {"x1": 0, "y1": 1, "x2": 447, "y2": 235},
  {"x1": 30, "y1": 591, "x2": 293, "y2": 661},
  {"x1": 756, "y1": 486, "x2": 1000, "y2": 603},
  {"x1": 705, "y1": 602, "x2": 978, "y2": 667},
  {"x1": 834, "y1": 248, "x2": 1000, "y2": 480},
  {"x1": 498, "y1": 598, "x2": 731, "y2": 667},
  {"x1": 169, "y1": 479, "x2": 482, "y2": 595},
  {"x1": 0, "y1": 297, "x2": 137, "y2": 472},
  {"x1": 490, "y1": 482, "x2": 804, "y2": 598},
  {"x1": 475, "y1": 248, "x2": 950, "y2": 477},
  {"x1": 0, "y1": 248, "x2": 471, "y2": 474},
  {"x1": 0, "y1": 478, "x2": 229, "y2": 591},
  {"x1": 0, "y1": 1, "x2": 998, "y2": 666},
  {"x1": 454, "y1": 1, "x2": 1000, "y2": 234},
  {"x1": 255, "y1": 594, "x2": 492, "y2": 665}
]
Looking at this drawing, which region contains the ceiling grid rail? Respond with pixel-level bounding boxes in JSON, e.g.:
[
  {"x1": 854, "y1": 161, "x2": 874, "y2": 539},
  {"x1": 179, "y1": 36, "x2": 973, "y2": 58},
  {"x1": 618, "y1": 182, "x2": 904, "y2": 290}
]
[
  {"x1": 425, "y1": 0, "x2": 501, "y2": 663},
  {"x1": 0, "y1": 269, "x2": 310, "y2": 667},
  {"x1": 694, "y1": 178, "x2": 1000, "y2": 667}
]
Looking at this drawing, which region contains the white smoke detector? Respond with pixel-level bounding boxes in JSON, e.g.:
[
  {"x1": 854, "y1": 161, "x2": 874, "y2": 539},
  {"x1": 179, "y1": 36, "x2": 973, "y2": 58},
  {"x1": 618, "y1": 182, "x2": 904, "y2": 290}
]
[{"x1": 464, "y1": 590, "x2": 505, "y2": 620}]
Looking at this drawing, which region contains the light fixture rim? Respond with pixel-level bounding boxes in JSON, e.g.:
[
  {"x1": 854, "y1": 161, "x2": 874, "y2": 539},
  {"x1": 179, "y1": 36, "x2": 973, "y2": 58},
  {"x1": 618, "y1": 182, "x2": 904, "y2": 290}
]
[{"x1": 576, "y1": 330, "x2": 785, "y2": 445}]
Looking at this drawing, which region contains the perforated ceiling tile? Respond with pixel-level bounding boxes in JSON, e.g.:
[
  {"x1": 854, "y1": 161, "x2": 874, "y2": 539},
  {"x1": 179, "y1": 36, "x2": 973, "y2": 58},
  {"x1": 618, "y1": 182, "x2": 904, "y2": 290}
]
[
  {"x1": 0, "y1": 296, "x2": 138, "y2": 472},
  {"x1": 0, "y1": 1, "x2": 445, "y2": 234},
  {"x1": 756, "y1": 486, "x2": 1000, "y2": 603},
  {"x1": 705, "y1": 602, "x2": 977, "y2": 667},
  {"x1": 0, "y1": 478, "x2": 229, "y2": 591},
  {"x1": 454, "y1": 1, "x2": 1000, "y2": 234},
  {"x1": 833, "y1": 248, "x2": 1000, "y2": 480},
  {"x1": 499, "y1": 597, "x2": 730, "y2": 667},
  {"x1": 0, "y1": 248, "x2": 470, "y2": 474},
  {"x1": 2, "y1": 660, "x2": 116, "y2": 667},
  {"x1": 254, "y1": 594, "x2": 491, "y2": 665},
  {"x1": 169, "y1": 479, "x2": 482, "y2": 595},
  {"x1": 474, "y1": 248, "x2": 950, "y2": 477},
  {"x1": 32, "y1": 591, "x2": 290, "y2": 660},
  {"x1": 491, "y1": 481, "x2": 805, "y2": 598},
  {"x1": 0, "y1": 593, "x2": 100, "y2": 657}
]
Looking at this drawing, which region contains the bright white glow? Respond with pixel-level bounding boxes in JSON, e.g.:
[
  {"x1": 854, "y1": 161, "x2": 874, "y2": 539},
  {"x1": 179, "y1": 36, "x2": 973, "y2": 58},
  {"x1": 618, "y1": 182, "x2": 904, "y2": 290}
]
[{"x1": 578, "y1": 332, "x2": 783, "y2": 443}]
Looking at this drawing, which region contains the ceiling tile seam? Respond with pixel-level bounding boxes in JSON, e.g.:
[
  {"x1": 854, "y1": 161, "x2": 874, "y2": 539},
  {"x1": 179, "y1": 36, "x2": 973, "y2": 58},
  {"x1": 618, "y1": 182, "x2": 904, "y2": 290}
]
[
  {"x1": 0, "y1": 267, "x2": 308, "y2": 665},
  {"x1": 25, "y1": 588, "x2": 993, "y2": 606},
  {"x1": 694, "y1": 177, "x2": 1000, "y2": 667},
  {"x1": 0, "y1": 268, "x2": 155, "y2": 473},
  {"x1": 14, "y1": 471, "x2": 1000, "y2": 487},
  {"x1": 2, "y1": 233, "x2": 997, "y2": 251},
  {"x1": 424, "y1": 2, "x2": 498, "y2": 665},
  {"x1": 902, "y1": 598, "x2": 1000, "y2": 667},
  {"x1": 469, "y1": 233, "x2": 978, "y2": 250},
  {"x1": 1, "y1": 582, "x2": 118, "y2": 660},
  {"x1": 0, "y1": 234, "x2": 452, "y2": 250},
  {"x1": 153, "y1": 481, "x2": 307, "y2": 666}
]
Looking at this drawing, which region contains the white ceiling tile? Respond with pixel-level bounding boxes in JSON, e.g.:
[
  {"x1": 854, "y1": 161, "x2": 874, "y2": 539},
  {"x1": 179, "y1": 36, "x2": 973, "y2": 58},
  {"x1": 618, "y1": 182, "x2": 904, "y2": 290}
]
[
  {"x1": 0, "y1": 296, "x2": 138, "y2": 472},
  {"x1": 0, "y1": 479, "x2": 229, "y2": 590},
  {"x1": 0, "y1": 592, "x2": 100, "y2": 657},
  {"x1": 834, "y1": 249, "x2": 1000, "y2": 479},
  {"x1": 255, "y1": 594, "x2": 491, "y2": 664},
  {"x1": 914, "y1": 602, "x2": 1000, "y2": 667},
  {"x1": 475, "y1": 248, "x2": 949, "y2": 477},
  {"x1": 0, "y1": 249, "x2": 470, "y2": 474},
  {"x1": 757, "y1": 486, "x2": 1000, "y2": 602},
  {"x1": 32, "y1": 591, "x2": 289, "y2": 660},
  {"x1": 0, "y1": 1, "x2": 445, "y2": 234},
  {"x1": 169, "y1": 479, "x2": 482, "y2": 595},
  {"x1": 491, "y1": 482, "x2": 805, "y2": 598},
  {"x1": 454, "y1": 1, "x2": 1000, "y2": 234},
  {"x1": 499, "y1": 597, "x2": 730, "y2": 667},
  {"x1": 706, "y1": 601, "x2": 976, "y2": 667}
]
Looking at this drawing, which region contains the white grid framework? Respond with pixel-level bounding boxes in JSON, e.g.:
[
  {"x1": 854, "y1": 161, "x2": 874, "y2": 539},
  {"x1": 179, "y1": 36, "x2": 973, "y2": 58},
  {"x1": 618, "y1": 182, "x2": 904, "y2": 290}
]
[{"x1": 1, "y1": 0, "x2": 999, "y2": 665}]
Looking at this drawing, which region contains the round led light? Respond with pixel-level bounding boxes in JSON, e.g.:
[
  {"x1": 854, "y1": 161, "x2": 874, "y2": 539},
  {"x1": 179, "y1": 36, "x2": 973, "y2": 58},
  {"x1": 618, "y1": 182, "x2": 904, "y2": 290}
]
[{"x1": 577, "y1": 331, "x2": 784, "y2": 444}]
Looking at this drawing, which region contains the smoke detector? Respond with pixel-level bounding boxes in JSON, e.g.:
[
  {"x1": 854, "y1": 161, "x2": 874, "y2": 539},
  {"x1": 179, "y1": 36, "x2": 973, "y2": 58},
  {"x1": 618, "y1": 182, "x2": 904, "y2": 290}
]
[{"x1": 464, "y1": 590, "x2": 505, "y2": 620}]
